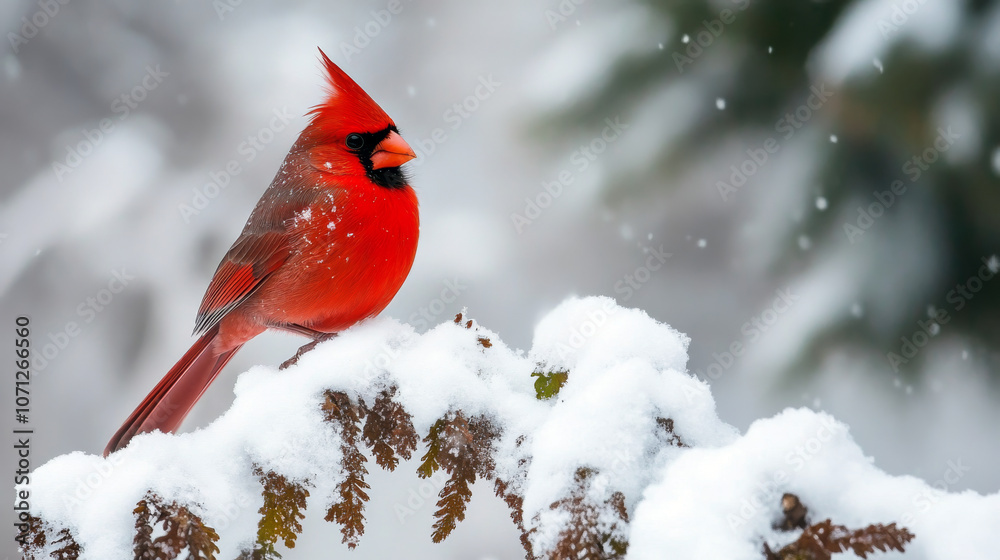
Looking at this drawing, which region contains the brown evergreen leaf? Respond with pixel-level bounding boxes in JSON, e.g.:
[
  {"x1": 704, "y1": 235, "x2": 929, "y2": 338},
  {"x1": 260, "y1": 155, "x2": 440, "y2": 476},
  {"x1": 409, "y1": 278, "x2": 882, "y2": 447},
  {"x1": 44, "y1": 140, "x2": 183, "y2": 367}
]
[
  {"x1": 844, "y1": 522, "x2": 915, "y2": 557},
  {"x1": 417, "y1": 417, "x2": 448, "y2": 479},
  {"x1": 19, "y1": 515, "x2": 49, "y2": 560},
  {"x1": 133, "y1": 499, "x2": 154, "y2": 557},
  {"x1": 495, "y1": 479, "x2": 536, "y2": 560},
  {"x1": 361, "y1": 388, "x2": 418, "y2": 471},
  {"x1": 19, "y1": 515, "x2": 80, "y2": 560},
  {"x1": 492, "y1": 435, "x2": 534, "y2": 558},
  {"x1": 322, "y1": 391, "x2": 370, "y2": 549},
  {"x1": 237, "y1": 542, "x2": 283, "y2": 560},
  {"x1": 252, "y1": 467, "x2": 310, "y2": 555},
  {"x1": 132, "y1": 492, "x2": 220, "y2": 560},
  {"x1": 418, "y1": 412, "x2": 500, "y2": 542},
  {"x1": 656, "y1": 417, "x2": 688, "y2": 448},
  {"x1": 431, "y1": 465, "x2": 476, "y2": 542},
  {"x1": 164, "y1": 507, "x2": 219, "y2": 560},
  {"x1": 452, "y1": 312, "x2": 475, "y2": 329},
  {"x1": 769, "y1": 518, "x2": 915, "y2": 560},
  {"x1": 478, "y1": 336, "x2": 493, "y2": 348},
  {"x1": 544, "y1": 468, "x2": 629, "y2": 560}
]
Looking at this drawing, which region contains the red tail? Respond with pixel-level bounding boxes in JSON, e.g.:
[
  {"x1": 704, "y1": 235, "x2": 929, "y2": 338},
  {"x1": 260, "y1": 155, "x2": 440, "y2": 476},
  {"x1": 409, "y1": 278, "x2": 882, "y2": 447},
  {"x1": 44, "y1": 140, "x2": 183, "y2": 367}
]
[{"x1": 104, "y1": 325, "x2": 241, "y2": 456}]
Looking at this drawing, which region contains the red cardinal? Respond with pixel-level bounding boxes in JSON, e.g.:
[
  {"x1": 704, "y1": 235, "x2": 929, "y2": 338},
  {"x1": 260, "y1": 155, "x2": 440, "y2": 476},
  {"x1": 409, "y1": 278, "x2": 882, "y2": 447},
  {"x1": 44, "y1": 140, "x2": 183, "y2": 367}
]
[{"x1": 104, "y1": 50, "x2": 419, "y2": 456}]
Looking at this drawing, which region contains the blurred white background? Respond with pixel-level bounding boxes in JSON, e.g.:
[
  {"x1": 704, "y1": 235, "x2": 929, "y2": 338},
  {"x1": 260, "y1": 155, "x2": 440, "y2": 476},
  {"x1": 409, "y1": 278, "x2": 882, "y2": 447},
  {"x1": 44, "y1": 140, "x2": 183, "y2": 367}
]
[{"x1": 3, "y1": 0, "x2": 999, "y2": 558}]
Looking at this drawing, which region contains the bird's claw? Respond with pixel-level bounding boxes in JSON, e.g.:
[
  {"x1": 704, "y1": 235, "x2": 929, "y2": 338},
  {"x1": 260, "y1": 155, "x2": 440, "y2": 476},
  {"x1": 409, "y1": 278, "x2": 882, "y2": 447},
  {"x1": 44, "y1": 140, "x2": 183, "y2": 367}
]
[{"x1": 279, "y1": 332, "x2": 338, "y2": 370}]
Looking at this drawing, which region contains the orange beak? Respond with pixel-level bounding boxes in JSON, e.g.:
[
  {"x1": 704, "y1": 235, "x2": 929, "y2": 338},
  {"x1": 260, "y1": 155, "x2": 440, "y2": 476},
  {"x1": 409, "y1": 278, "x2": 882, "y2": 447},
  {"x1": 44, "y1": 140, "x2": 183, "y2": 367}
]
[{"x1": 370, "y1": 131, "x2": 417, "y2": 169}]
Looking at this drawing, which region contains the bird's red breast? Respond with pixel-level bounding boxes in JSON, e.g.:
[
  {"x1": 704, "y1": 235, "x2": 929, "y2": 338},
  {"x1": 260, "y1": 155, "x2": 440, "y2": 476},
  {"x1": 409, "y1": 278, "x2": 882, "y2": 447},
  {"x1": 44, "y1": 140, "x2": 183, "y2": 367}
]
[{"x1": 194, "y1": 49, "x2": 420, "y2": 353}]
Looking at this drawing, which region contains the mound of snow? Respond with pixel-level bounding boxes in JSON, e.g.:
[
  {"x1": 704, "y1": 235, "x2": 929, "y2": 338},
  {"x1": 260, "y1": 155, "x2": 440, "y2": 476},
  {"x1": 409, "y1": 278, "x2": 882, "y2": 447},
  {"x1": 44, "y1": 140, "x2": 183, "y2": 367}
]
[{"x1": 22, "y1": 297, "x2": 1000, "y2": 559}]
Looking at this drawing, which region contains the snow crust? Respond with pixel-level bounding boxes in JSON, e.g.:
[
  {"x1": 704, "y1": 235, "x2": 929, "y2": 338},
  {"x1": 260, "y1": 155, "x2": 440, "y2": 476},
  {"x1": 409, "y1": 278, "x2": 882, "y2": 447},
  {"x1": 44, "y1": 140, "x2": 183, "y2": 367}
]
[{"x1": 24, "y1": 297, "x2": 999, "y2": 559}]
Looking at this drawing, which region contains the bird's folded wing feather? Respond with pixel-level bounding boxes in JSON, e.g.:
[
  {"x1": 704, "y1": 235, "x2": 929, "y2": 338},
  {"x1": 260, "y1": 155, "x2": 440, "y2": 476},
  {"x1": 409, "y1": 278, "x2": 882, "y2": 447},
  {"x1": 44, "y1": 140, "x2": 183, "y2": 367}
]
[{"x1": 193, "y1": 229, "x2": 293, "y2": 335}]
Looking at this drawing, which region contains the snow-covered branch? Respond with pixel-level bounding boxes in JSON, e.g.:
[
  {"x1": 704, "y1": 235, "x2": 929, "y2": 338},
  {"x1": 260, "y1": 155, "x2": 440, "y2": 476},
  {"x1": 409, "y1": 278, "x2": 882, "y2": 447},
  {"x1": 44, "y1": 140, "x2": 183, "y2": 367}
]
[{"x1": 21, "y1": 298, "x2": 999, "y2": 559}]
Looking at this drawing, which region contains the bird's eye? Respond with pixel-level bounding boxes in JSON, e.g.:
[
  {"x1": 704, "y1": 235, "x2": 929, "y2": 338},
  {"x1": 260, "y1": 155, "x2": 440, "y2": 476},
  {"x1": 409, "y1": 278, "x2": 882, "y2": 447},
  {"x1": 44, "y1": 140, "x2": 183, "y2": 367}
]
[{"x1": 346, "y1": 133, "x2": 364, "y2": 150}]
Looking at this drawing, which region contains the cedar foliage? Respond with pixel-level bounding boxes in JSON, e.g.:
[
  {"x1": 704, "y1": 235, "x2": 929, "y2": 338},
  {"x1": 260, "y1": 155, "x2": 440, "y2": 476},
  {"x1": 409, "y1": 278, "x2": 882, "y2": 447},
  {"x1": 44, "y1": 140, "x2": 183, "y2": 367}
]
[
  {"x1": 495, "y1": 434, "x2": 535, "y2": 557},
  {"x1": 362, "y1": 387, "x2": 418, "y2": 471},
  {"x1": 656, "y1": 417, "x2": 687, "y2": 448},
  {"x1": 23, "y1": 314, "x2": 917, "y2": 560},
  {"x1": 495, "y1": 478, "x2": 534, "y2": 558},
  {"x1": 248, "y1": 467, "x2": 310, "y2": 558},
  {"x1": 322, "y1": 390, "x2": 371, "y2": 549},
  {"x1": 20, "y1": 516, "x2": 80, "y2": 560},
  {"x1": 764, "y1": 493, "x2": 915, "y2": 560},
  {"x1": 544, "y1": 468, "x2": 630, "y2": 560},
  {"x1": 133, "y1": 492, "x2": 220, "y2": 560},
  {"x1": 416, "y1": 411, "x2": 501, "y2": 542}
]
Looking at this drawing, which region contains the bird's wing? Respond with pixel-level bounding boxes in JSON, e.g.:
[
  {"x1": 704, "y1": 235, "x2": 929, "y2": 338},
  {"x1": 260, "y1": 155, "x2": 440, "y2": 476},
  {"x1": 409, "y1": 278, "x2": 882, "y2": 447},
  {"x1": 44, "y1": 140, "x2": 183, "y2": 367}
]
[
  {"x1": 193, "y1": 229, "x2": 292, "y2": 335},
  {"x1": 192, "y1": 159, "x2": 332, "y2": 335}
]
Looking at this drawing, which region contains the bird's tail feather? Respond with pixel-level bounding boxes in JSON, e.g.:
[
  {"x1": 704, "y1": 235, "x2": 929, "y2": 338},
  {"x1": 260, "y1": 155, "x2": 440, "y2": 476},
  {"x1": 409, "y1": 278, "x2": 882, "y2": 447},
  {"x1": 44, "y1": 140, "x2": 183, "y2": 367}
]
[{"x1": 103, "y1": 325, "x2": 240, "y2": 456}]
